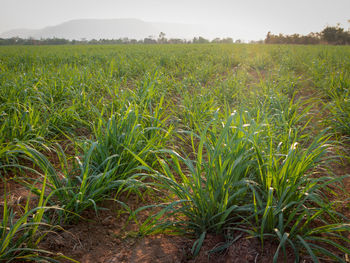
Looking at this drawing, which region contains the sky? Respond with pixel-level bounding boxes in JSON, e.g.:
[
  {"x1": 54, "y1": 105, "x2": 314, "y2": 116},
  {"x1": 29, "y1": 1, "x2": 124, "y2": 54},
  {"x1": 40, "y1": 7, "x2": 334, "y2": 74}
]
[{"x1": 1, "y1": 0, "x2": 349, "y2": 40}]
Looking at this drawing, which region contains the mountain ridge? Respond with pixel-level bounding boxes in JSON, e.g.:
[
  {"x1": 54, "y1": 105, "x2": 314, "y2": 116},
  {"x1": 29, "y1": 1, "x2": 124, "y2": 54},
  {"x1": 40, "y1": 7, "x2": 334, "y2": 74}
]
[{"x1": 0, "y1": 18, "x2": 207, "y2": 40}]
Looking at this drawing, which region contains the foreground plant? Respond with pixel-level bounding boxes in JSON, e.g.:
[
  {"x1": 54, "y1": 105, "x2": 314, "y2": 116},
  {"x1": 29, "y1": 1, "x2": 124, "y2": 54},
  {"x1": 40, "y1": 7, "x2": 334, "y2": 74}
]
[
  {"x1": 135, "y1": 112, "x2": 350, "y2": 261},
  {"x1": 17, "y1": 143, "x2": 146, "y2": 224},
  {"x1": 250, "y1": 131, "x2": 350, "y2": 262},
  {"x1": 87, "y1": 102, "x2": 171, "y2": 176},
  {"x1": 135, "y1": 112, "x2": 256, "y2": 255},
  {"x1": 325, "y1": 87, "x2": 350, "y2": 137},
  {"x1": 0, "y1": 176, "x2": 76, "y2": 262}
]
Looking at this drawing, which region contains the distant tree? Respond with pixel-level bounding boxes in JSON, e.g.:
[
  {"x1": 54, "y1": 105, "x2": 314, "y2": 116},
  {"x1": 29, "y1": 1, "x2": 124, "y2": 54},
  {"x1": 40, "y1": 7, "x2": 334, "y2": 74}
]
[
  {"x1": 211, "y1": 38, "x2": 221, "y2": 43},
  {"x1": 158, "y1": 32, "x2": 167, "y2": 44},
  {"x1": 90, "y1": 39, "x2": 98, "y2": 44},
  {"x1": 168, "y1": 38, "x2": 184, "y2": 44},
  {"x1": 265, "y1": 31, "x2": 321, "y2": 45},
  {"x1": 265, "y1": 31, "x2": 272, "y2": 44},
  {"x1": 321, "y1": 25, "x2": 349, "y2": 45},
  {"x1": 211, "y1": 37, "x2": 233, "y2": 44},
  {"x1": 249, "y1": 40, "x2": 264, "y2": 44},
  {"x1": 144, "y1": 37, "x2": 157, "y2": 44},
  {"x1": 222, "y1": 37, "x2": 233, "y2": 44},
  {"x1": 265, "y1": 23, "x2": 349, "y2": 45},
  {"x1": 121, "y1": 37, "x2": 129, "y2": 44},
  {"x1": 199, "y1": 36, "x2": 209, "y2": 43},
  {"x1": 193, "y1": 36, "x2": 209, "y2": 44}
]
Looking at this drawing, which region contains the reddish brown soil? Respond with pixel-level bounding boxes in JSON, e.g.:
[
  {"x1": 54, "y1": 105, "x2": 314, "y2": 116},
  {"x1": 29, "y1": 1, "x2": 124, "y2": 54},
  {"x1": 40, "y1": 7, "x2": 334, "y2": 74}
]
[
  {"x1": 41, "y1": 209, "x2": 303, "y2": 263},
  {"x1": 39, "y1": 200, "x2": 191, "y2": 263}
]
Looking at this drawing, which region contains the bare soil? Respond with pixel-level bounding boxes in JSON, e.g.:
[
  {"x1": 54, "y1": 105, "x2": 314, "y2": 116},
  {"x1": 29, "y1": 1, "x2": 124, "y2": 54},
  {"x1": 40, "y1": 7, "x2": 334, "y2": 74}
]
[{"x1": 40, "y1": 206, "x2": 302, "y2": 263}]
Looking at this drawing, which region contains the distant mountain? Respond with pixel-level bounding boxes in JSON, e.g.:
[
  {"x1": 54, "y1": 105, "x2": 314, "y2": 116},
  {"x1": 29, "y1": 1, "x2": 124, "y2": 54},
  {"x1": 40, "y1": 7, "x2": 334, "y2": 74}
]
[{"x1": 0, "y1": 19, "x2": 207, "y2": 40}]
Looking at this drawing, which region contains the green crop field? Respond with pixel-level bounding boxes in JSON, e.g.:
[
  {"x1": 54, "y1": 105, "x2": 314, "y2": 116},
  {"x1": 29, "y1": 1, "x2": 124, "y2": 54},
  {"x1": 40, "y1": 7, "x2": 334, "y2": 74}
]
[{"x1": 0, "y1": 44, "x2": 349, "y2": 262}]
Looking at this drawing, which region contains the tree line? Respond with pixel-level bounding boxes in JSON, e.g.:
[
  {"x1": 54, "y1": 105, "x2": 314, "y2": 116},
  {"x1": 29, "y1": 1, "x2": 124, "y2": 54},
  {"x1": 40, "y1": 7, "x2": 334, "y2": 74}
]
[
  {"x1": 0, "y1": 23, "x2": 349, "y2": 45},
  {"x1": 0, "y1": 34, "x2": 236, "y2": 46},
  {"x1": 265, "y1": 23, "x2": 350, "y2": 45}
]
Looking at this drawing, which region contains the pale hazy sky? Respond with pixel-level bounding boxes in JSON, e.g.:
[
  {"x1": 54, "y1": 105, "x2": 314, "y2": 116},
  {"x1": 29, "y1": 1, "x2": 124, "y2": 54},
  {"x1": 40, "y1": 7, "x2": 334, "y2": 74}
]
[{"x1": 1, "y1": 0, "x2": 349, "y2": 40}]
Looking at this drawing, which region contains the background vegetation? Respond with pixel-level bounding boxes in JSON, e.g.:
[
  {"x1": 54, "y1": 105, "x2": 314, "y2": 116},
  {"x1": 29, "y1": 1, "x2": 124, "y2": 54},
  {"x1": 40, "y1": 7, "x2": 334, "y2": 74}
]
[{"x1": 0, "y1": 23, "x2": 349, "y2": 46}]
